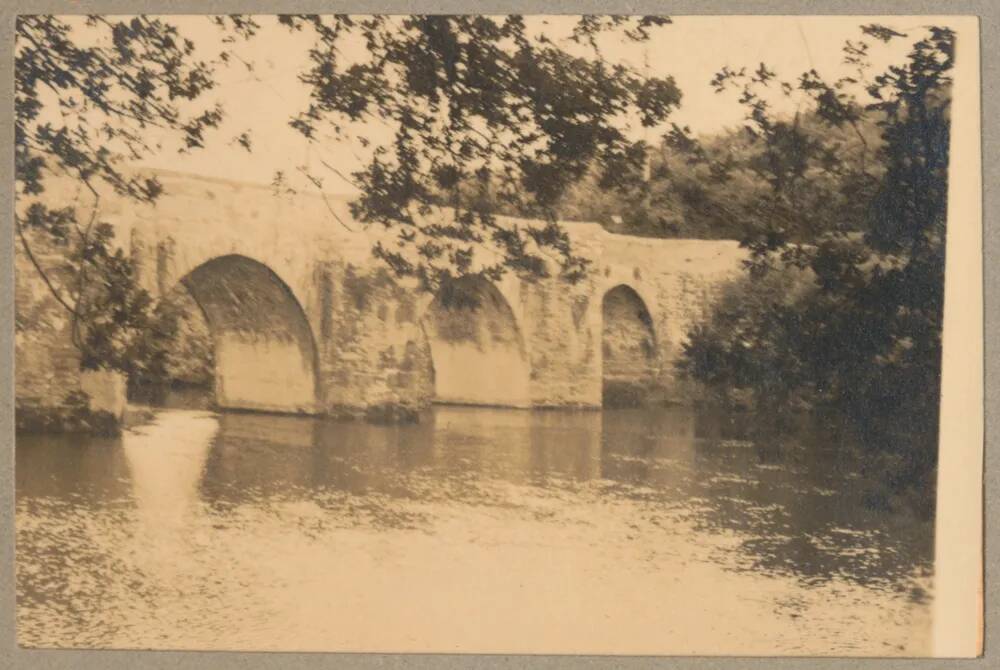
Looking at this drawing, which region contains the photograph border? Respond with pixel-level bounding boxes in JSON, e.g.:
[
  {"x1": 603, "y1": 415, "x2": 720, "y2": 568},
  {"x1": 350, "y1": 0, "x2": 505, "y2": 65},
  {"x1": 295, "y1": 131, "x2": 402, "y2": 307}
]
[{"x1": 1, "y1": 1, "x2": 994, "y2": 667}]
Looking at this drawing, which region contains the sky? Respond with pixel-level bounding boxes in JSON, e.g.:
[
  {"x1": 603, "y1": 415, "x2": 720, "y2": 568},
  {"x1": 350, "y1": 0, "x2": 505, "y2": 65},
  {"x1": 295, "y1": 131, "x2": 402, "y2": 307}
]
[{"x1": 57, "y1": 14, "x2": 958, "y2": 196}]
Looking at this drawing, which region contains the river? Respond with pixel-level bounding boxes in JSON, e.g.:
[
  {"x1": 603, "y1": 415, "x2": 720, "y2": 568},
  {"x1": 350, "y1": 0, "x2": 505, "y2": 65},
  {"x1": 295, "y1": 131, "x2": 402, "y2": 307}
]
[{"x1": 15, "y1": 392, "x2": 934, "y2": 655}]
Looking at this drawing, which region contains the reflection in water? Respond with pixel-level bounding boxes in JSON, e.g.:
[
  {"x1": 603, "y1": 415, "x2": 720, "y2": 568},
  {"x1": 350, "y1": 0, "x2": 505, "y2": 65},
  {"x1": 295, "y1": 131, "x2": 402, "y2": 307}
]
[{"x1": 16, "y1": 393, "x2": 934, "y2": 655}]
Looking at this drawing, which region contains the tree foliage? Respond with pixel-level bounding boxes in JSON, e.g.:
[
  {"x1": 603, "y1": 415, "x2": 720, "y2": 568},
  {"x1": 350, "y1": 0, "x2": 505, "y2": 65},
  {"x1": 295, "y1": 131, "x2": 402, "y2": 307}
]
[
  {"x1": 279, "y1": 14, "x2": 679, "y2": 289},
  {"x1": 549, "y1": 111, "x2": 882, "y2": 239},
  {"x1": 677, "y1": 25, "x2": 954, "y2": 488},
  {"x1": 15, "y1": 15, "x2": 257, "y2": 375}
]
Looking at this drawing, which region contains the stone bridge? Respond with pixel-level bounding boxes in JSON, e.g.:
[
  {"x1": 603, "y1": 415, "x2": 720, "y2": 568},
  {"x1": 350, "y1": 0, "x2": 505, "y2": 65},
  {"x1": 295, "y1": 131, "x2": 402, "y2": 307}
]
[{"x1": 17, "y1": 169, "x2": 745, "y2": 419}]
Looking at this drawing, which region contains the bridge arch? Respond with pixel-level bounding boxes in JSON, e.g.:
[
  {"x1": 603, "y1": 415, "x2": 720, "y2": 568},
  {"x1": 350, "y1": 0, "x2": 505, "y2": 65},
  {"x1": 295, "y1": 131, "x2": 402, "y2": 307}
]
[
  {"x1": 422, "y1": 276, "x2": 531, "y2": 407},
  {"x1": 176, "y1": 254, "x2": 320, "y2": 414},
  {"x1": 601, "y1": 284, "x2": 658, "y2": 407}
]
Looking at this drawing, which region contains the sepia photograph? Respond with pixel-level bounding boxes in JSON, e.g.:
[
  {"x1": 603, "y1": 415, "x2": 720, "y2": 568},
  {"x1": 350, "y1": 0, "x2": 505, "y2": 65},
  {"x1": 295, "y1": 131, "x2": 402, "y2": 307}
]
[{"x1": 11, "y1": 11, "x2": 983, "y2": 658}]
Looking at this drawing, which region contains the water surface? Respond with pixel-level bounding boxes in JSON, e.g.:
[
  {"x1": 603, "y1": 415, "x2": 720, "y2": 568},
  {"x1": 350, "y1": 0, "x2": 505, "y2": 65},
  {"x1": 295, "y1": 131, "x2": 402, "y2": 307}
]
[{"x1": 16, "y1": 395, "x2": 934, "y2": 655}]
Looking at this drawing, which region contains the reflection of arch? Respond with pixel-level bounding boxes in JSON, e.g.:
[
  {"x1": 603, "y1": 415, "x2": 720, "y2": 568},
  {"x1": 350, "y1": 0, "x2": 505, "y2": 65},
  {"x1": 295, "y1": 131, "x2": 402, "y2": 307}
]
[
  {"x1": 422, "y1": 276, "x2": 531, "y2": 408},
  {"x1": 601, "y1": 284, "x2": 657, "y2": 407},
  {"x1": 178, "y1": 254, "x2": 319, "y2": 414}
]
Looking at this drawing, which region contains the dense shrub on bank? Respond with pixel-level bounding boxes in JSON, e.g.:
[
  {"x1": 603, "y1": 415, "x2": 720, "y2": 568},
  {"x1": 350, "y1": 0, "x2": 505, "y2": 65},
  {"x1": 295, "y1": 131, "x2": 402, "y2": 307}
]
[
  {"x1": 15, "y1": 390, "x2": 120, "y2": 437},
  {"x1": 679, "y1": 261, "x2": 940, "y2": 515}
]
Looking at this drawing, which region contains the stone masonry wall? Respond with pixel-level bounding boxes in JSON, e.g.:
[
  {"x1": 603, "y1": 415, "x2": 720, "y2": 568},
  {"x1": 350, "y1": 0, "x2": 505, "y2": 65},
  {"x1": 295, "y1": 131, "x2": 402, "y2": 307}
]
[
  {"x1": 312, "y1": 260, "x2": 434, "y2": 417},
  {"x1": 14, "y1": 231, "x2": 126, "y2": 430},
  {"x1": 594, "y1": 231, "x2": 746, "y2": 402},
  {"x1": 14, "y1": 234, "x2": 84, "y2": 409}
]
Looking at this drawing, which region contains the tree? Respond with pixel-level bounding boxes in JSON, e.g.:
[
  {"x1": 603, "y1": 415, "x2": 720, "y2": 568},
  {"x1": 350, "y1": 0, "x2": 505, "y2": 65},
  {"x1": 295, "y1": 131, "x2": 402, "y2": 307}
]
[
  {"x1": 677, "y1": 25, "x2": 954, "y2": 499},
  {"x1": 15, "y1": 14, "x2": 259, "y2": 377},
  {"x1": 279, "y1": 14, "x2": 679, "y2": 290},
  {"x1": 546, "y1": 110, "x2": 882, "y2": 239}
]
